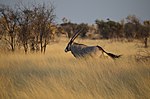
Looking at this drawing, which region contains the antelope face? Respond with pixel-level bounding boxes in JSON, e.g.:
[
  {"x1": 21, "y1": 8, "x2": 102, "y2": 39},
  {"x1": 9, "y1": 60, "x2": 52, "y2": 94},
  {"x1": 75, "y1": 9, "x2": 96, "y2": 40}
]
[
  {"x1": 64, "y1": 29, "x2": 83, "y2": 53},
  {"x1": 65, "y1": 43, "x2": 71, "y2": 52}
]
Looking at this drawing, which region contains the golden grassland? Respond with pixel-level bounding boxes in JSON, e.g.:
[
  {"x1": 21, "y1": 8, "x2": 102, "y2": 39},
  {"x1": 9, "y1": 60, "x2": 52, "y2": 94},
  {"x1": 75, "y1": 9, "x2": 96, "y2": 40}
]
[{"x1": 0, "y1": 39, "x2": 150, "y2": 99}]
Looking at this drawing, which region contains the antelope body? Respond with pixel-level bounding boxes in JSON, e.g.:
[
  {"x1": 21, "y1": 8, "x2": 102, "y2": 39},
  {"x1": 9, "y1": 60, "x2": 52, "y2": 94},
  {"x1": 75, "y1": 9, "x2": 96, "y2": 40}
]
[{"x1": 65, "y1": 30, "x2": 121, "y2": 59}]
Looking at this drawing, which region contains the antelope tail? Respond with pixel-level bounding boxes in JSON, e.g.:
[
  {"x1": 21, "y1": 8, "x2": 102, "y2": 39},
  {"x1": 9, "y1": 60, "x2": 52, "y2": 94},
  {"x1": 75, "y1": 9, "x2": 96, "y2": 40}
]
[
  {"x1": 97, "y1": 46, "x2": 121, "y2": 59},
  {"x1": 106, "y1": 52, "x2": 122, "y2": 59}
]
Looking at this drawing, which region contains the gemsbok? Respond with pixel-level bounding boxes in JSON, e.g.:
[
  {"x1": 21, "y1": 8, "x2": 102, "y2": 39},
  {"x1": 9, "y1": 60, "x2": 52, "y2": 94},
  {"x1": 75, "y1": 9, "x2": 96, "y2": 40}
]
[{"x1": 65, "y1": 29, "x2": 121, "y2": 59}]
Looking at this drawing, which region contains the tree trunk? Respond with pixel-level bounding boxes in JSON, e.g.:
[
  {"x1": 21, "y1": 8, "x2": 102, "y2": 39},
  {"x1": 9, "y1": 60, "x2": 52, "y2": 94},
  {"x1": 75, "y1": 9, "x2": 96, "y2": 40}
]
[
  {"x1": 35, "y1": 36, "x2": 39, "y2": 52},
  {"x1": 43, "y1": 39, "x2": 47, "y2": 54},
  {"x1": 10, "y1": 36, "x2": 15, "y2": 52},
  {"x1": 144, "y1": 37, "x2": 148, "y2": 48},
  {"x1": 40, "y1": 37, "x2": 43, "y2": 53},
  {"x1": 23, "y1": 42, "x2": 28, "y2": 54}
]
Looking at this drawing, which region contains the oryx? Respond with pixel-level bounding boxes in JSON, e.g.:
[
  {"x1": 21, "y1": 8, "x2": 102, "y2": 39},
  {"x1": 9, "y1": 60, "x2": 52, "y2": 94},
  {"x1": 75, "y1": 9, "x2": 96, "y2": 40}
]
[{"x1": 64, "y1": 30, "x2": 121, "y2": 59}]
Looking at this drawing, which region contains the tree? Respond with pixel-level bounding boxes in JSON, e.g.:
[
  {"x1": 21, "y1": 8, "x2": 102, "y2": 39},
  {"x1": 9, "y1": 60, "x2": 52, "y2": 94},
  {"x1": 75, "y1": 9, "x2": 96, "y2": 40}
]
[
  {"x1": 95, "y1": 19, "x2": 123, "y2": 39},
  {"x1": 95, "y1": 19, "x2": 109, "y2": 39},
  {"x1": 126, "y1": 15, "x2": 140, "y2": 24},
  {"x1": 125, "y1": 15, "x2": 141, "y2": 39},
  {"x1": 60, "y1": 22, "x2": 77, "y2": 38},
  {"x1": 17, "y1": 9, "x2": 33, "y2": 54},
  {"x1": 77, "y1": 23, "x2": 89, "y2": 38},
  {"x1": 142, "y1": 20, "x2": 150, "y2": 48},
  {"x1": 106, "y1": 20, "x2": 123, "y2": 39},
  {"x1": 124, "y1": 22, "x2": 136, "y2": 40},
  {"x1": 0, "y1": 5, "x2": 18, "y2": 52},
  {"x1": 0, "y1": 2, "x2": 56, "y2": 53},
  {"x1": 31, "y1": 3, "x2": 56, "y2": 53},
  {"x1": 60, "y1": 22, "x2": 89, "y2": 39}
]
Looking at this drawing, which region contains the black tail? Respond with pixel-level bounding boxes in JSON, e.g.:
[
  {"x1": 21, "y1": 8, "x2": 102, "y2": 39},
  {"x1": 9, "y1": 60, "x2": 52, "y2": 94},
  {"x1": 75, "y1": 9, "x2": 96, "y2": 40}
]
[
  {"x1": 96, "y1": 45, "x2": 121, "y2": 59},
  {"x1": 106, "y1": 52, "x2": 122, "y2": 59}
]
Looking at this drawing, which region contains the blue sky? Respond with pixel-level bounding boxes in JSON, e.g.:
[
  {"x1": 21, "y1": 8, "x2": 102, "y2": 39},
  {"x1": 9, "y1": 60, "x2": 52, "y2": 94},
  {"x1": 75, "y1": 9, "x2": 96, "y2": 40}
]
[{"x1": 0, "y1": 0, "x2": 150, "y2": 24}]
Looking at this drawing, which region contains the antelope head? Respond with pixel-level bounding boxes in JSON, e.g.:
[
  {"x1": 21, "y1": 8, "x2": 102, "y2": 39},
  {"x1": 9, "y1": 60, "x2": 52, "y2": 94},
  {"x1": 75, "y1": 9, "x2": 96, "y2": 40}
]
[{"x1": 65, "y1": 29, "x2": 82, "y2": 52}]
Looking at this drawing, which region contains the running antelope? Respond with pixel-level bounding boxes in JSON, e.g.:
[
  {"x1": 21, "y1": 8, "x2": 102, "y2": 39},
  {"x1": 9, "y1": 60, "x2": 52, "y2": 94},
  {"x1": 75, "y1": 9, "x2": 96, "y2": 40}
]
[{"x1": 64, "y1": 30, "x2": 121, "y2": 59}]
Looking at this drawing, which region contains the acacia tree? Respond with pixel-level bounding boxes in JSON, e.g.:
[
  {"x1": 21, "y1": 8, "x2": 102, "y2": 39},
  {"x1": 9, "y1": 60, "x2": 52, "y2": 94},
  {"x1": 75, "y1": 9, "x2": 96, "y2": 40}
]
[
  {"x1": 0, "y1": 5, "x2": 18, "y2": 52},
  {"x1": 0, "y1": 2, "x2": 56, "y2": 53},
  {"x1": 106, "y1": 20, "x2": 123, "y2": 39},
  {"x1": 33, "y1": 3, "x2": 56, "y2": 53},
  {"x1": 60, "y1": 22, "x2": 77, "y2": 38},
  {"x1": 95, "y1": 19, "x2": 108, "y2": 39},
  {"x1": 17, "y1": 9, "x2": 33, "y2": 53},
  {"x1": 125, "y1": 15, "x2": 141, "y2": 39},
  {"x1": 95, "y1": 19, "x2": 123, "y2": 39},
  {"x1": 124, "y1": 22, "x2": 136, "y2": 40},
  {"x1": 60, "y1": 22, "x2": 89, "y2": 38},
  {"x1": 0, "y1": 17, "x2": 4, "y2": 40},
  {"x1": 77, "y1": 23, "x2": 89, "y2": 38},
  {"x1": 16, "y1": 2, "x2": 56, "y2": 53},
  {"x1": 142, "y1": 20, "x2": 150, "y2": 48}
]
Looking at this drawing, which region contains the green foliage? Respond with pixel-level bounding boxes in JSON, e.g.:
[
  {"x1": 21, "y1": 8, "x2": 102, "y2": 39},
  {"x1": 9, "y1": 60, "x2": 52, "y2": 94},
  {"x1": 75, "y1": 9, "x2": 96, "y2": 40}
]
[
  {"x1": 60, "y1": 22, "x2": 89, "y2": 38},
  {"x1": 96, "y1": 16, "x2": 150, "y2": 40},
  {"x1": 77, "y1": 23, "x2": 89, "y2": 38},
  {"x1": 95, "y1": 19, "x2": 123, "y2": 39}
]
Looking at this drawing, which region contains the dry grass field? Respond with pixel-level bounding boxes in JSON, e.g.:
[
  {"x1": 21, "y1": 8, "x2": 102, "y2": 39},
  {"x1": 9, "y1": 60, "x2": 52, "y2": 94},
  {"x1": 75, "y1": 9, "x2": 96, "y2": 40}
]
[{"x1": 0, "y1": 38, "x2": 150, "y2": 99}]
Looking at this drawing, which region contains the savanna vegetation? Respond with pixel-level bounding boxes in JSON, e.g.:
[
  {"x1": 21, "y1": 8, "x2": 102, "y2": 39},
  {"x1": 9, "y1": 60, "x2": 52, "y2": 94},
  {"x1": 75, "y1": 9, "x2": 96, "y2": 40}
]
[
  {"x1": 0, "y1": 2, "x2": 150, "y2": 99},
  {"x1": 0, "y1": 39, "x2": 150, "y2": 99}
]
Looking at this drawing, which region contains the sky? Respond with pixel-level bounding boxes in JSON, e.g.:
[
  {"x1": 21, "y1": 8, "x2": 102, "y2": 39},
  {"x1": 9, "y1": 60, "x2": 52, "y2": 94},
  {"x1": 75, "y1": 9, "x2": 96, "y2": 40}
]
[{"x1": 0, "y1": 0, "x2": 150, "y2": 24}]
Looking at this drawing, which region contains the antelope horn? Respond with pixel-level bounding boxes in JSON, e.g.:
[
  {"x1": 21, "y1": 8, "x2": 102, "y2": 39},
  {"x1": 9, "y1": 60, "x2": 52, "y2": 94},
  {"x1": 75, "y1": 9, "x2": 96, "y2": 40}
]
[{"x1": 69, "y1": 29, "x2": 83, "y2": 43}]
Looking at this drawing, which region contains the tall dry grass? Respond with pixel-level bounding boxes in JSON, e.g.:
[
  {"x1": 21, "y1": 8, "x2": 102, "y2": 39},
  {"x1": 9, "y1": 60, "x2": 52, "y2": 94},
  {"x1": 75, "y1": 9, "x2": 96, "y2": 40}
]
[{"x1": 0, "y1": 39, "x2": 150, "y2": 99}]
